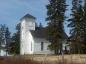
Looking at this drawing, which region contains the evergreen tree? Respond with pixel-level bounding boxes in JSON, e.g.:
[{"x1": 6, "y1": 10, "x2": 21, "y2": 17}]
[
  {"x1": 0, "y1": 25, "x2": 5, "y2": 46},
  {"x1": 46, "y1": 0, "x2": 66, "y2": 54},
  {"x1": 5, "y1": 27, "x2": 11, "y2": 55},
  {"x1": 9, "y1": 23, "x2": 20, "y2": 54},
  {"x1": 0, "y1": 25, "x2": 11, "y2": 55},
  {"x1": 80, "y1": 0, "x2": 86, "y2": 53},
  {"x1": 39, "y1": 23, "x2": 43, "y2": 28},
  {"x1": 68, "y1": 0, "x2": 86, "y2": 54}
]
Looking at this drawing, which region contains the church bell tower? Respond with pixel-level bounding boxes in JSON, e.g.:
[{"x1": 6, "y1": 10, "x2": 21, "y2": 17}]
[{"x1": 20, "y1": 14, "x2": 36, "y2": 55}]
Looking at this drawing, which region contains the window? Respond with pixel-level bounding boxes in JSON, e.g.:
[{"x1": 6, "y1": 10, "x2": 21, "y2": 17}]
[
  {"x1": 31, "y1": 42, "x2": 32, "y2": 51},
  {"x1": 41, "y1": 42, "x2": 44, "y2": 51}
]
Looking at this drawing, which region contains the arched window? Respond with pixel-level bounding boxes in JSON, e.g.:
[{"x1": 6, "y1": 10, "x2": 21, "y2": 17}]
[
  {"x1": 31, "y1": 42, "x2": 32, "y2": 51},
  {"x1": 41, "y1": 42, "x2": 44, "y2": 51}
]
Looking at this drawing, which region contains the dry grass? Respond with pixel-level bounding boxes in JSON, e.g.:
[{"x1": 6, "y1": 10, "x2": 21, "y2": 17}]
[
  {"x1": 0, "y1": 54, "x2": 86, "y2": 64},
  {"x1": 0, "y1": 56, "x2": 39, "y2": 64},
  {"x1": 23, "y1": 54, "x2": 86, "y2": 64}
]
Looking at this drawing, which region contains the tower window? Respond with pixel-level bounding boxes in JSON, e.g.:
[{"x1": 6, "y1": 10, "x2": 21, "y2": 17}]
[{"x1": 41, "y1": 42, "x2": 44, "y2": 51}]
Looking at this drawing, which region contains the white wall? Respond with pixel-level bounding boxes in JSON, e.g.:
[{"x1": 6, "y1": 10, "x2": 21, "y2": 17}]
[
  {"x1": 33, "y1": 38, "x2": 54, "y2": 54},
  {"x1": 20, "y1": 17, "x2": 54, "y2": 55},
  {"x1": 62, "y1": 40, "x2": 70, "y2": 51},
  {"x1": 20, "y1": 19, "x2": 26, "y2": 55},
  {"x1": 20, "y1": 18, "x2": 35, "y2": 55},
  {"x1": 0, "y1": 49, "x2": 6, "y2": 56},
  {"x1": 25, "y1": 18, "x2": 35, "y2": 30}
]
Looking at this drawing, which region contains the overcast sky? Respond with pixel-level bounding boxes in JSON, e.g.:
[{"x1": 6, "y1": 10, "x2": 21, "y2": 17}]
[{"x1": 0, "y1": 0, "x2": 72, "y2": 36}]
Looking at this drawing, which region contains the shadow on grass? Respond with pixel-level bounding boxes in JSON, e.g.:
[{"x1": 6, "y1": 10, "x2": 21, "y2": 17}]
[{"x1": 0, "y1": 56, "x2": 39, "y2": 64}]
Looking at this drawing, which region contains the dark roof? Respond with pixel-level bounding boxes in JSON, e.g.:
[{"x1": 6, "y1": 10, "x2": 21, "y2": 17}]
[
  {"x1": 62, "y1": 31, "x2": 68, "y2": 39},
  {"x1": 30, "y1": 27, "x2": 68, "y2": 39},
  {"x1": 20, "y1": 14, "x2": 36, "y2": 20},
  {"x1": 30, "y1": 27, "x2": 47, "y2": 38}
]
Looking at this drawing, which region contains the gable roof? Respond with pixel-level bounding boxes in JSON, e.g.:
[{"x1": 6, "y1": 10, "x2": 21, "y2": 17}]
[
  {"x1": 20, "y1": 14, "x2": 36, "y2": 20},
  {"x1": 30, "y1": 27, "x2": 68, "y2": 40},
  {"x1": 62, "y1": 31, "x2": 68, "y2": 39},
  {"x1": 30, "y1": 27, "x2": 47, "y2": 38}
]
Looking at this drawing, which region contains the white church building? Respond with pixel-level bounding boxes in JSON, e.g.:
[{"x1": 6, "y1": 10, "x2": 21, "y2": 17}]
[
  {"x1": 20, "y1": 14, "x2": 68, "y2": 55},
  {"x1": 20, "y1": 14, "x2": 54, "y2": 55}
]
